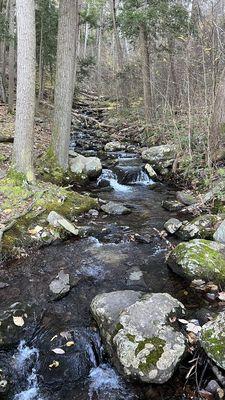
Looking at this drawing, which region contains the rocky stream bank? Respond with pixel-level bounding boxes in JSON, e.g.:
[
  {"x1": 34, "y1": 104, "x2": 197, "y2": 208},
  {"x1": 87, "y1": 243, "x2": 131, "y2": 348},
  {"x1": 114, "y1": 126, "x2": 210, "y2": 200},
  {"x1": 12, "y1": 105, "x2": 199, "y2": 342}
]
[{"x1": 2, "y1": 104, "x2": 225, "y2": 399}]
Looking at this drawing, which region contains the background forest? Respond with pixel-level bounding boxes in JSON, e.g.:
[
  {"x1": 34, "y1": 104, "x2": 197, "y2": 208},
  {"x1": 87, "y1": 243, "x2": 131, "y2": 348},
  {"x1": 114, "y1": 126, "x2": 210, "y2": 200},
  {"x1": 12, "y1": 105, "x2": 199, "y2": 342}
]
[{"x1": 1, "y1": 0, "x2": 225, "y2": 187}]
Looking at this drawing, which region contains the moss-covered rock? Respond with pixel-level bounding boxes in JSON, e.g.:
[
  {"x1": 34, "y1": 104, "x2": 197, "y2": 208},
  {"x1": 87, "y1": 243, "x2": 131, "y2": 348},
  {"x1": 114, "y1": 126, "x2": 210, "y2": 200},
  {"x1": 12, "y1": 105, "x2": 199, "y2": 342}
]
[
  {"x1": 168, "y1": 239, "x2": 225, "y2": 283},
  {"x1": 201, "y1": 312, "x2": 225, "y2": 370},
  {"x1": 0, "y1": 174, "x2": 97, "y2": 258},
  {"x1": 91, "y1": 291, "x2": 186, "y2": 384}
]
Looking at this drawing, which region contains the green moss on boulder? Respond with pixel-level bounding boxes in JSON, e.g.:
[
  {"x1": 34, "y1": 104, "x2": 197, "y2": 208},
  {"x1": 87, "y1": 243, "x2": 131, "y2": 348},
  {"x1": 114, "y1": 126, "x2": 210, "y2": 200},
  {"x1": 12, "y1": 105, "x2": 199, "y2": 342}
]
[
  {"x1": 201, "y1": 312, "x2": 225, "y2": 370},
  {"x1": 168, "y1": 239, "x2": 225, "y2": 283}
]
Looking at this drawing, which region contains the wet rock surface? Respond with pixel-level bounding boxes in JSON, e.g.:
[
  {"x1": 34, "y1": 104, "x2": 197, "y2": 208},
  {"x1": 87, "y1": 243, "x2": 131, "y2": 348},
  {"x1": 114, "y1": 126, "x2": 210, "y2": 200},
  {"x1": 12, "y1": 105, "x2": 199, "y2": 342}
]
[{"x1": 91, "y1": 291, "x2": 186, "y2": 384}]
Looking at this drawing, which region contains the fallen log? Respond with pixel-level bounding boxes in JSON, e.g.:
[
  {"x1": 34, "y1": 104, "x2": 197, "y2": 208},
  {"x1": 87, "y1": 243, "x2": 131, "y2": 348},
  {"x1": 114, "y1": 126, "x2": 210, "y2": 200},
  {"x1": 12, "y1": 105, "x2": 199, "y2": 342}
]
[{"x1": 72, "y1": 111, "x2": 117, "y2": 131}]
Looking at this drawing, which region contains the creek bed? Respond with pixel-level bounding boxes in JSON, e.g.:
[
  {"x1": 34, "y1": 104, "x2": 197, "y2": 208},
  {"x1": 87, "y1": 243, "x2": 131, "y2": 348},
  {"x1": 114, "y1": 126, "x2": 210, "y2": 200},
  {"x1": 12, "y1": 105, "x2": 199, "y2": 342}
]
[{"x1": 0, "y1": 151, "x2": 208, "y2": 399}]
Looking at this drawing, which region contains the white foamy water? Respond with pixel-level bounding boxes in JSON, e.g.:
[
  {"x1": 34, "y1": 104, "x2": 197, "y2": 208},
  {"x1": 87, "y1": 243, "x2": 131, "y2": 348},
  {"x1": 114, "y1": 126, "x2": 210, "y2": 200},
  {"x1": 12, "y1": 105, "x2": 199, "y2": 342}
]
[
  {"x1": 88, "y1": 364, "x2": 135, "y2": 400},
  {"x1": 97, "y1": 169, "x2": 132, "y2": 193},
  {"x1": 13, "y1": 341, "x2": 43, "y2": 400},
  {"x1": 129, "y1": 170, "x2": 154, "y2": 186}
]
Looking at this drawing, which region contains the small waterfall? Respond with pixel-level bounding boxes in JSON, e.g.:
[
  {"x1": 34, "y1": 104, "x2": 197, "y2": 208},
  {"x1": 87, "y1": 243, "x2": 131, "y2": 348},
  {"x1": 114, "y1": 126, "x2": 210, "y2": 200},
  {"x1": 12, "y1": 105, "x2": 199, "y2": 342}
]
[
  {"x1": 129, "y1": 169, "x2": 154, "y2": 185},
  {"x1": 13, "y1": 341, "x2": 42, "y2": 400},
  {"x1": 97, "y1": 169, "x2": 131, "y2": 193}
]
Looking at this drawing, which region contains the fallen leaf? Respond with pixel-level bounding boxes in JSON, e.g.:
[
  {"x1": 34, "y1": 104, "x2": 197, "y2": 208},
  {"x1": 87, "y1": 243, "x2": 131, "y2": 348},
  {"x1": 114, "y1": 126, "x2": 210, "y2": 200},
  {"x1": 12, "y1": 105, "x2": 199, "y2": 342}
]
[
  {"x1": 49, "y1": 360, "x2": 60, "y2": 368},
  {"x1": 50, "y1": 335, "x2": 58, "y2": 342},
  {"x1": 13, "y1": 316, "x2": 25, "y2": 327},
  {"x1": 4, "y1": 209, "x2": 12, "y2": 214},
  {"x1": 66, "y1": 341, "x2": 75, "y2": 347},
  {"x1": 52, "y1": 348, "x2": 65, "y2": 355}
]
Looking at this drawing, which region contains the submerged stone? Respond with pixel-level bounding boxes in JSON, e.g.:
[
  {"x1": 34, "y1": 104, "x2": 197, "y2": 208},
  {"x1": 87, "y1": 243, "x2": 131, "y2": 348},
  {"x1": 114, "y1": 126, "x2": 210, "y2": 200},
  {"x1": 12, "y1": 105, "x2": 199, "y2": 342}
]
[
  {"x1": 49, "y1": 270, "x2": 71, "y2": 300},
  {"x1": 91, "y1": 291, "x2": 186, "y2": 384},
  {"x1": 101, "y1": 201, "x2": 131, "y2": 215},
  {"x1": 168, "y1": 239, "x2": 225, "y2": 283}
]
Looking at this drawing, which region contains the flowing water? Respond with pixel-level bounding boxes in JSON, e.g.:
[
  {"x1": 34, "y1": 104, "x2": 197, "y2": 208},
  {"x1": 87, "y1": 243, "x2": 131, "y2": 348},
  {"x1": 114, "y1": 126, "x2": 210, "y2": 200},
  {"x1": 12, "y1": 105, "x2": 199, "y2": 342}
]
[{"x1": 0, "y1": 148, "x2": 200, "y2": 400}]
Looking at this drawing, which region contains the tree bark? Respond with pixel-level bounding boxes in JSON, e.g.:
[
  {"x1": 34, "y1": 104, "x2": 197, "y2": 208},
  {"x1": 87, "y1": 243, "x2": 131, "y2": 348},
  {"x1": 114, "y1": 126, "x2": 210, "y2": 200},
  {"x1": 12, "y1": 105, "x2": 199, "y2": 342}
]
[
  {"x1": 13, "y1": 0, "x2": 36, "y2": 181},
  {"x1": 8, "y1": 0, "x2": 15, "y2": 113},
  {"x1": 210, "y1": 67, "x2": 225, "y2": 159},
  {"x1": 111, "y1": 0, "x2": 128, "y2": 108},
  {"x1": 140, "y1": 23, "x2": 152, "y2": 128},
  {"x1": 52, "y1": 0, "x2": 77, "y2": 170}
]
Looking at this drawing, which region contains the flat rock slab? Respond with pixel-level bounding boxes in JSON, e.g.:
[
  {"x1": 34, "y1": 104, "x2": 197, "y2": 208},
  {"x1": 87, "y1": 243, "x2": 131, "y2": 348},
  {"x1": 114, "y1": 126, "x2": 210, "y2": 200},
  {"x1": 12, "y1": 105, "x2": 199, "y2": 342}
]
[
  {"x1": 47, "y1": 211, "x2": 79, "y2": 236},
  {"x1": 49, "y1": 270, "x2": 71, "y2": 300},
  {"x1": 101, "y1": 201, "x2": 131, "y2": 215}
]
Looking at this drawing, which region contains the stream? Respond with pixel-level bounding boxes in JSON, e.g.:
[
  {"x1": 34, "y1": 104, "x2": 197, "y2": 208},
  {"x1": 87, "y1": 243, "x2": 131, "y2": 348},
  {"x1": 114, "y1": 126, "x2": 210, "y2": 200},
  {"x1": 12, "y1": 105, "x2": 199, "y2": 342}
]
[{"x1": 0, "y1": 140, "x2": 203, "y2": 399}]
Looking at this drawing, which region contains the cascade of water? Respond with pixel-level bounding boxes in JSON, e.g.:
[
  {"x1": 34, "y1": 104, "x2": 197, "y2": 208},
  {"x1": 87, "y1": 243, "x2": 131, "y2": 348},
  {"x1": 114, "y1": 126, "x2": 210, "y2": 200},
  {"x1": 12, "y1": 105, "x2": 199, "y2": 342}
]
[
  {"x1": 13, "y1": 341, "x2": 43, "y2": 400},
  {"x1": 97, "y1": 169, "x2": 132, "y2": 192}
]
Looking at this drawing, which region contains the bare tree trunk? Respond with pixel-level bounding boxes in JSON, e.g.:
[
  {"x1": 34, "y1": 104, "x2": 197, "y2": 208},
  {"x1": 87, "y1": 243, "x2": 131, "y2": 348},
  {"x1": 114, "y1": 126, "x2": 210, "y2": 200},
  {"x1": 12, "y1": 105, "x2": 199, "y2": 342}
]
[
  {"x1": 73, "y1": 0, "x2": 80, "y2": 94},
  {"x1": 140, "y1": 23, "x2": 152, "y2": 128},
  {"x1": 37, "y1": 13, "x2": 44, "y2": 104},
  {"x1": 13, "y1": 0, "x2": 36, "y2": 181},
  {"x1": 111, "y1": 0, "x2": 128, "y2": 108},
  {"x1": 210, "y1": 67, "x2": 225, "y2": 159},
  {"x1": 0, "y1": 0, "x2": 9, "y2": 103},
  {"x1": 52, "y1": 0, "x2": 77, "y2": 170},
  {"x1": 8, "y1": 0, "x2": 15, "y2": 112}
]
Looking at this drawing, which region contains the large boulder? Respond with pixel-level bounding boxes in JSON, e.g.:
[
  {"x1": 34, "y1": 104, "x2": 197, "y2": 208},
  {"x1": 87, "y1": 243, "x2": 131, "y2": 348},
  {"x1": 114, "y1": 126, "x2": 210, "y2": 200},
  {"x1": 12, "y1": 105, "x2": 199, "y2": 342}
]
[
  {"x1": 168, "y1": 239, "x2": 225, "y2": 283},
  {"x1": 200, "y1": 312, "x2": 225, "y2": 370},
  {"x1": 104, "y1": 141, "x2": 125, "y2": 152},
  {"x1": 69, "y1": 154, "x2": 102, "y2": 179},
  {"x1": 141, "y1": 145, "x2": 176, "y2": 172},
  {"x1": 91, "y1": 291, "x2": 186, "y2": 384}
]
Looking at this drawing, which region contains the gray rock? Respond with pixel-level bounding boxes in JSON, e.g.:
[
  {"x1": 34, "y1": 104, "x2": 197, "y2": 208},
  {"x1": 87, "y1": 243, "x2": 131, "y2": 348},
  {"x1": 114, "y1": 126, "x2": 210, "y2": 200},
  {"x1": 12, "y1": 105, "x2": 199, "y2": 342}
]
[
  {"x1": 144, "y1": 164, "x2": 157, "y2": 178},
  {"x1": 177, "y1": 215, "x2": 222, "y2": 241},
  {"x1": 69, "y1": 154, "x2": 102, "y2": 179},
  {"x1": 47, "y1": 211, "x2": 79, "y2": 236},
  {"x1": 49, "y1": 270, "x2": 71, "y2": 300},
  {"x1": 91, "y1": 291, "x2": 186, "y2": 384},
  {"x1": 168, "y1": 239, "x2": 225, "y2": 283},
  {"x1": 84, "y1": 156, "x2": 102, "y2": 178},
  {"x1": 205, "y1": 380, "x2": 221, "y2": 394},
  {"x1": 214, "y1": 220, "x2": 225, "y2": 244},
  {"x1": 164, "y1": 218, "x2": 182, "y2": 234},
  {"x1": 176, "y1": 190, "x2": 198, "y2": 206},
  {"x1": 161, "y1": 200, "x2": 184, "y2": 212},
  {"x1": 101, "y1": 201, "x2": 131, "y2": 215},
  {"x1": 104, "y1": 141, "x2": 125, "y2": 152},
  {"x1": 201, "y1": 312, "x2": 225, "y2": 370},
  {"x1": 141, "y1": 145, "x2": 175, "y2": 168},
  {"x1": 176, "y1": 221, "x2": 200, "y2": 240},
  {"x1": 0, "y1": 282, "x2": 9, "y2": 289}
]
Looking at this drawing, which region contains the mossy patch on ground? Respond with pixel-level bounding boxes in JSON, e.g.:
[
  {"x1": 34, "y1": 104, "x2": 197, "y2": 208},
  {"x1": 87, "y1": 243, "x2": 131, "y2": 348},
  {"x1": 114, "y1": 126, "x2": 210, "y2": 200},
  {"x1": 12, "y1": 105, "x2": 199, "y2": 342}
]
[
  {"x1": 36, "y1": 147, "x2": 87, "y2": 186},
  {"x1": 0, "y1": 172, "x2": 97, "y2": 257}
]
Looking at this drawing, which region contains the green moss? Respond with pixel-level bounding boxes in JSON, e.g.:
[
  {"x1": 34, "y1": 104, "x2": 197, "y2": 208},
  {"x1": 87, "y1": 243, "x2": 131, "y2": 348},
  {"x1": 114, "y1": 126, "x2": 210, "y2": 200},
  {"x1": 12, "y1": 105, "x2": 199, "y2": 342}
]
[
  {"x1": 0, "y1": 176, "x2": 97, "y2": 257},
  {"x1": 36, "y1": 147, "x2": 69, "y2": 185},
  {"x1": 136, "y1": 337, "x2": 166, "y2": 374},
  {"x1": 126, "y1": 333, "x2": 136, "y2": 342},
  {"x1": 202, "y1": 328, "x2": 225, "y2": 365},
  {"x1": 172, "y1": 239, "x2": 225, "y2": 282}
]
